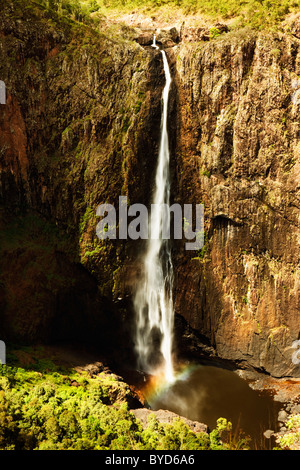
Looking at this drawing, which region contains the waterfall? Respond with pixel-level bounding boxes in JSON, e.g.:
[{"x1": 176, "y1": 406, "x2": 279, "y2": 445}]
[{"x1": 134, "y1": 35, "x2": 175, "y2": 383}]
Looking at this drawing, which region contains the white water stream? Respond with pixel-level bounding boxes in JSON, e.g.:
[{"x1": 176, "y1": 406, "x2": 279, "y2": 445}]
[{"x1": 134, "y1": 35, "x2": 175, "y2": 383}]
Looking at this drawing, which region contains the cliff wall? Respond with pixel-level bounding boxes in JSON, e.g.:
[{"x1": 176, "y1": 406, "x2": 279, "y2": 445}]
[
  {"x1": 0, "y1": 0, "x2": 299, "y2": 377},
  {"x1": 173, "y1": 29, "x2": 300, "y2": 377}
]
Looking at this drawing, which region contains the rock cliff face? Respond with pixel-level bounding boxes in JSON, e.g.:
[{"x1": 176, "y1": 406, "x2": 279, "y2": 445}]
[
  {"x1": 0, "y1": 0, "x2": 164, "y2": 353},
  {"x1": 172, "y1": 30, "x2": 300, "y2": 377},
  {"x1": 0, "y1": 0, "x2": 299, "y2": 378}
]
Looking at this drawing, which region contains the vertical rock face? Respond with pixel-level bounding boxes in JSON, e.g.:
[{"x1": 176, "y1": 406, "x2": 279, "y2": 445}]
[
  {"x1": 0, "y1": 0, "x2": 164, "y2": 350},
  {"x1": 173, "y1": 31, "x2": 300, "y2": 377}
]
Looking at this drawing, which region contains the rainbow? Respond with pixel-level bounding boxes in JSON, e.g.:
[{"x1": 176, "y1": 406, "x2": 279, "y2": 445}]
[{"x1": 142, "y1": 362, "x2": 199, "y2": 406}]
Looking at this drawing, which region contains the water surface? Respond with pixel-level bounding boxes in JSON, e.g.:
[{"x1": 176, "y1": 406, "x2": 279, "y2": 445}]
[{"x1": 147, "y1": 364, "x2": 280, "y2": 449}]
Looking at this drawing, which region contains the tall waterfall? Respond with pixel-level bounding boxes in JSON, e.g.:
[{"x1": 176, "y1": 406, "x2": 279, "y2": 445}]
[{"x1": 134, "y1": 35, "x2": 175, "y2": 383}]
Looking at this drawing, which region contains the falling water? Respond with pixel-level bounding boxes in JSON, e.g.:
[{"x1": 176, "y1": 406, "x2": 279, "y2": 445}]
[{"x1": 134, "y1": 35, "x2": 175, "y2": 383}]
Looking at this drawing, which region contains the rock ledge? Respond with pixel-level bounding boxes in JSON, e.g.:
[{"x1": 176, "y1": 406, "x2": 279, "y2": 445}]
[{"x1": 130, "y1": 408, "x2": 208, "y2": 433}]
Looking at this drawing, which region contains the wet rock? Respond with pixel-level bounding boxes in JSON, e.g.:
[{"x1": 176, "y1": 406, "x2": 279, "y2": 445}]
[
  {"x1": 1, "y1": 0, "x2": 300, "y2": 384},
  {"x1": 169, "y1": 27, "x2": 180, "y2": 43},
  {"x1": 0, "y1": 0, "x2": 165, "y2": 355}
]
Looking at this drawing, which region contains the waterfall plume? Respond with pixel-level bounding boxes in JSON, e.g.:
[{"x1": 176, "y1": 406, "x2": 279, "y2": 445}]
[{"x1": 134, "y1": 35, "x2": 175, "y2": 384}]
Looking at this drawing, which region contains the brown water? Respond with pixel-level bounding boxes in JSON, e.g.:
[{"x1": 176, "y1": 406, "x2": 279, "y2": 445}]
[{"x1": 146, "y1": 363, "x2": 281, "y2": 450}]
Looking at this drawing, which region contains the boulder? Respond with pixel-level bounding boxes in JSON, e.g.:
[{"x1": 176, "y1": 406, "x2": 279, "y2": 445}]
[
  {"x1": 135, "y1": 32, "x2": 154, "y2": 46},
  {"x1": 278, "y1": 410, "x2": 288, "y2": 423},
  {"x1": 263, "y1": 429, "x2": 274, "y2": 439}
]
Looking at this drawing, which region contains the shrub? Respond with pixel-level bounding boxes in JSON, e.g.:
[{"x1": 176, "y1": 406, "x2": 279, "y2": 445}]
[
  {"x1": 0, "y1": 356, "x2": 250, "y2": 450},
  {"x1": 277, "y1": 415, "x2": 300, "y2": 450}
]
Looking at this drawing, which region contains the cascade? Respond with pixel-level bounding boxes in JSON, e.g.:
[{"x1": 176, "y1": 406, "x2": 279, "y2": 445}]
[{"x1": 134, "y1": 35, "x2": 175, "y2": 383}]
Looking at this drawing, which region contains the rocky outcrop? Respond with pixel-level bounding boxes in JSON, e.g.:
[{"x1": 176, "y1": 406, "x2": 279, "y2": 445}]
[
  {"x1": 180, "y1": 23, "x2": 229, "y2": 43},
  {"x1": 134, "y1": 23, "x2": 229, "y2": 47},
  {"x1": 172, "y1": 30, "x2": 300, "y2": 378},
  {"x1": 131, "y1": 408, "x2": 208, "y2": 433},
  {"x1": 290, "y1": 14, "x2": 300, "y2": 39}
]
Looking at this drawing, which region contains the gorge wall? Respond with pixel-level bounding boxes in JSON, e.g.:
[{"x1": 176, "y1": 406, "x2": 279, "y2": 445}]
[
  {"x1": 0, "y1": 0, "x2": 165, "y2": 357},
  {"x1": 0, "y1": 0, "x2": 299, "y2": 378},
  {"x1": 172, "y1": 29, "x2": 300, "y2": 377}
]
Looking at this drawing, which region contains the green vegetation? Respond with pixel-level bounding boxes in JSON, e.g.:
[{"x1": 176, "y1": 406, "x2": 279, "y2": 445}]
[
  {"x1": 202, "y1": 169, "x2": 211, "y2": 178},
  {"x1": 276, "y1": 415, "x2": 300, "y2": 450},
  {"x1": 209, "y1": 26, "x2": 221, "y2": 39},
  {"x1": 33, "y1": 0, "x2": 300, "y2": 32},
  {"x1": 0, "y1": 351, "x2": 248, "y2": 450},
  {"x1": 197, "y1": 242, "x2": 208, "y2": 259},
  {"x1": 79, "y1": 206, "x2": 95, "y2": 236}
]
